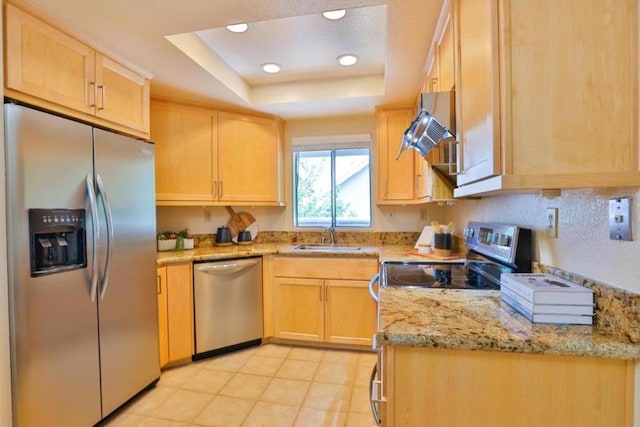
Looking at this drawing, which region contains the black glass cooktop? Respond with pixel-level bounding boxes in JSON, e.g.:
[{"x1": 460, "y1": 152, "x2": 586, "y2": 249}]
[{"x1": 381, "y1": 261, "x2": 502, "y2": 290}]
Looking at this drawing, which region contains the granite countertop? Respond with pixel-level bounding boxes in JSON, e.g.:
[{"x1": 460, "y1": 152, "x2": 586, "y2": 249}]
[
  {"x1": 156, "y1": 243, "x2": 463, "y2": 265},
  {"x1": 377, "y1": 288, "x2": 640, "y2": 360}
]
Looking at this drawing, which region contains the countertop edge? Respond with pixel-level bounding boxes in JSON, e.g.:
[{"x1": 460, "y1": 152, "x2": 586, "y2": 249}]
[{"x1": 375, "y1": 332, "x2": 640, "y2": 360}]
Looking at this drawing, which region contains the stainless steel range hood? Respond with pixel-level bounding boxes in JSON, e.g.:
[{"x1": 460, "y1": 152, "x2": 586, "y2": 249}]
[{"x1": 397, "y1": 91, "x2": 457, "y2": 186}]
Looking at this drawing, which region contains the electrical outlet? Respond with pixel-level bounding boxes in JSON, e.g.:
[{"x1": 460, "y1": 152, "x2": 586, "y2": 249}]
[
  {"x1": 546, "y1": 208, "x2": 558, "y2": 238},
  {"x1": 203, "y1": 208, "x2": 212, "y2": 223},
  {"x1": 419, "y1": 209, "x2": 428, "y2": 221}
]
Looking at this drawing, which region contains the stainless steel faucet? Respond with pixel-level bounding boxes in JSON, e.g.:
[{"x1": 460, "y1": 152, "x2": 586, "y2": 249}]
[{"x1": 325, "y1": 226, "x2": 336, "y2": 245}]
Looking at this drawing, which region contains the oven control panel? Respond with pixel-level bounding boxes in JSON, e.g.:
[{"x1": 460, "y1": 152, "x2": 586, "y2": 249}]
[{"x1": 464, "y1": 222, "x2": 531, "y2": 269}]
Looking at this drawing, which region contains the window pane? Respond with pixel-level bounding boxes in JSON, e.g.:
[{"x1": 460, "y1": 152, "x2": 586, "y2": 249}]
[
  {"x1": 335, "y1": 148, "x2": 371, "y2": 227},
  {"x1": 295, "y1": 150, "x2": 332, "y2": 227}
]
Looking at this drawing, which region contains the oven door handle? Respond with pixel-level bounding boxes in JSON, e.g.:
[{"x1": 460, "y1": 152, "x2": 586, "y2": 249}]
[
  {"x1": 369, "y1": 273, "x2": 380, "y2": 303},
  {"x1": 370, "y1": 362, "x2": 382, "y2": 426}
]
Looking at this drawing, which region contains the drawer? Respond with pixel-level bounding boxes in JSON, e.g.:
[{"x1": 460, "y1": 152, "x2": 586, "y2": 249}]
[{"x1": 273, "y1": 256, "x2": 378, "y2": 280}]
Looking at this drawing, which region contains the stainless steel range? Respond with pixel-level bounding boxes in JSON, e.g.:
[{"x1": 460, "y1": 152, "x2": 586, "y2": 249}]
[{"x1": 375, "y1": 222, "x2": 532, "y2": 296}]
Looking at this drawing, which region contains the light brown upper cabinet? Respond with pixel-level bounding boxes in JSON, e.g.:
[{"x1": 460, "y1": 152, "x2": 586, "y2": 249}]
[
  {"x1": 453, "y1": 0, "x2": 640, "y2": 197},
  {"x1": 424, "y1": 2, "x2": 455, "y2": 93},
  {"x1": 376, "y1": 107, "x2": 453, "y2": 204},
  {"x1": 217, "y1": 112, "x2": 282, "y2": 204},
  {"x1": 152, "y1": 99, "x2": 285, "y2": 206},
  {"x1": 376, "y1": 107, "x2": 416, "y2": 204},
  {"x1": 4, "y1": 1, "x2": 150, "y2": 138}
]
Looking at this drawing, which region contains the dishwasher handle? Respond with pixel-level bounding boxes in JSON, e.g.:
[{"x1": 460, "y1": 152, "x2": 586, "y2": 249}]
[{"x1": 196, "y1": 258, "x2": 260, "y2": 276}]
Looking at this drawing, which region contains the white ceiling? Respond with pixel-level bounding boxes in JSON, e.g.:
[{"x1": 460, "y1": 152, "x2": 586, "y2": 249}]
[{"x1": 23, "y1": 0, "x2": 443, "y2": 119}]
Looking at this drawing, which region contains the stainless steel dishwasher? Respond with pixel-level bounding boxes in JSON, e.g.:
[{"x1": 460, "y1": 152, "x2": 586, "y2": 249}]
[{"x1": 193, "y1": 257, "x2": 263, "y2": 359}]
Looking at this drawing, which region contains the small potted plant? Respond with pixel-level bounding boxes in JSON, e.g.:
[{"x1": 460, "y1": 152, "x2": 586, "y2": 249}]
[
  {"x1": 156, "y1": 231, "x2": 177, "y2": 251},
  {"x1": 176, "y1": 228, "x2": 194, "y2": 250}
]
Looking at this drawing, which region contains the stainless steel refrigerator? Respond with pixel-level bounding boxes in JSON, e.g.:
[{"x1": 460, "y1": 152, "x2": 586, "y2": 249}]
[{"x1": 4, "y1": 103, "x2": 160, "y2": 426}]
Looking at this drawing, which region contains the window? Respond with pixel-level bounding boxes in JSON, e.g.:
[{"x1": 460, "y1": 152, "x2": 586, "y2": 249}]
[{"x1": 293, "y1": 136, "x2": 372, "y2": 228}]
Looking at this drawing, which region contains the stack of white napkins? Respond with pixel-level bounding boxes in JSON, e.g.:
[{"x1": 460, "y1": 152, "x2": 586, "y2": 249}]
[{"x1": 500, "y1": 273, "x2": 594, "y2": 325}]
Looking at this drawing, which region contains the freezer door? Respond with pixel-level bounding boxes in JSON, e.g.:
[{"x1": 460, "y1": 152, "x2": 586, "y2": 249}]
[
  {"x1": 4, "y1": 104, "x2": 102, "y2": 426},
  {"x1": 93, "y1": 128, "x2": 160, "y2": 416}
]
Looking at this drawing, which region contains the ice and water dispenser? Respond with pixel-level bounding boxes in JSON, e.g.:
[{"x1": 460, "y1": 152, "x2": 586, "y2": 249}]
[{"x1": 28, "y1": 208, "x2": 87, "y2": 276}]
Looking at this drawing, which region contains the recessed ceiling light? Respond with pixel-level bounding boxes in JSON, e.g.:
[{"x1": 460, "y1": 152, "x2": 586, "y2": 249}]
[
  {"x1": 337, "y1": 54, "x2": 358, "y2": 66},
  {"x1": 322, "y1": 9, "x2": 347, "y2": 20},
  {"x1": 261, "y1": 63, "x2": 281, "y2": 74},
  {"x1": 225, "y1": 22, "x2": 249, "y2": 33}
]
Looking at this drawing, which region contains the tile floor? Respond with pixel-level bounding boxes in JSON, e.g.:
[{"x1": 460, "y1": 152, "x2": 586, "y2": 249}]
[{"x1": 105, "y1": 344, "x2": 378, "y2": 427}]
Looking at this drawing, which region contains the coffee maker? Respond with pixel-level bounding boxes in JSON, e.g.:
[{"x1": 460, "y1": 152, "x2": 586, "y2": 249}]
[{"x1": 28, "y1": 208, "x2": 87, "y2": 276}]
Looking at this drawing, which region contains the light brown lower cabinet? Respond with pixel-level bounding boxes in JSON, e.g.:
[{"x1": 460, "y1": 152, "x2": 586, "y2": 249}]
[
  {"x1": 156, "y1": 263, "x2": 193, "y2": 368},
  {"x1": 383, "y1": 346, "x2": 634, "y2": 427},
  {"x1": 271, "y1": 256, "x2": 378, "y2": 347}
]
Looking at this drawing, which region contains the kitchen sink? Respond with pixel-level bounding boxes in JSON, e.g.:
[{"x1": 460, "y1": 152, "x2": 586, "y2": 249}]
[{"x1": 294, "y1": 245, "x2": 362, "y2": 251}]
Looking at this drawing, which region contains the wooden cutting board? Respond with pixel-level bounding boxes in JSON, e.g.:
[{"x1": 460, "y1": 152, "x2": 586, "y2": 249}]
[{"x1": 225, "y1": 206, "x2": 256, "y2": 237}]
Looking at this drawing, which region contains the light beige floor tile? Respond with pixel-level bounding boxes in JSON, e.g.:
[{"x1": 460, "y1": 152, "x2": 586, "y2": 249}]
[
  {"x1": 199, "y1": 352, "x2": 252, "y2": 373},
  {"x1": 242, "y1": 401, "x2": 299, "y2": 427},
  {"x1": 220, "y1": 373, "x2": 272, "y2": 400},
  {"x1": 104, "y1": 412, "x2": 145, "y2": 426},
  {"x1": 158, "y1": 364, "x2": 202, "y2": 388},
  {"x1": 276, "y1": 359, "x2": 319, "y2": 381},
  {"x1": 150, "y1": 389, "x2": 213, "y2": 422},
  {"x1": 127, "y1": 386, "x2": 177, "y2": 415},
  {"x1": 349, "y1": 386, "x2": 372, "y2": 414},
  {"x1": 354, "y1": 364, "x2": 373, "y2": 387},
  {"x1": 314, "y1": 362, "x2": 356, "y2": 385},
  {"x1": 294, "y1": 407, "x2": 347, "y2": 427},
  {"x1": 357, "y1": 351, "x2": 377, "y2": 367},
  {"x1": 240, "y1": 355, "x2": 285, "y2": 376},
  {"x1": 288, "y1": 346, "x2": 325, "y2": 362},
  {"x1": 180, "y1": 368, "x2": 233, "y2": 394},
  {"x1": 346, "y1": 412, "x2": 378, "y2": 427},
  {"x1": 303, "y1": 382, "x2": 352, "y2": 412},
  {"x1": 255, "y1": 344, "x2": 293, "y2": 358},
  {"x1": 261, "y1": 378, "x2": 310, "y2": 406},
  {"x1": 193, "y1": 395, "x2": 255, "y2": 427},
  {"x1": 321, "y1": 350, "x2": 359, "y2": 365},
  {"x1": 136, "y1": 416, "x2": 188, "y2": 427}
]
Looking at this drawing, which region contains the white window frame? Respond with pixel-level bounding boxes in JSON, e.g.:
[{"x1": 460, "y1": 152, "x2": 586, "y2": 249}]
[{"x1": 292, "y1": 134, "x2": 372, "y2": 229}]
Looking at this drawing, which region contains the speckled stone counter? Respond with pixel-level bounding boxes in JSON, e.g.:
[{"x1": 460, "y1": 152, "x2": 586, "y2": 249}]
[
  {"x1": 156, "y1": 243, "x2": 396, "y2": 265},
  {"x1": 377, "y1": 288, "x2": 640, "y2": 359}
]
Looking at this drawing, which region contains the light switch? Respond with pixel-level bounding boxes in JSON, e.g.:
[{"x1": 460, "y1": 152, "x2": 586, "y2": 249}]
[{"x1": 608, "y1": 197, "x2": 632, "y2": 241}]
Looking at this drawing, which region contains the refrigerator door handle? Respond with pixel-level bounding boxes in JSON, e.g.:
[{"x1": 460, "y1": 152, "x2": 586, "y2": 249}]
[
  {"x1": 96, "y1": 174, "x2": 114, "y2": 300},
  {"x1": 86, "y1": 175, "x2": 100, "y2": 303}
]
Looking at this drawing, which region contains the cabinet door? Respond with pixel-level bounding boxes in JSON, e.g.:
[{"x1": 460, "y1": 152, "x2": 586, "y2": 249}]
[
  {"x1": 325, "y1": 280, "x2": 376, "y2": 346},
  {"x1": 274, "y1": 277, "x2": 323, "y2": 342},
  {"x1": 454, "y1": 0, "x2": 501, "y2": 186},
  {"x1": 166, "y1": 263, "x2": 193, "y2": 362},
  {"x1": 506, "y1": 0, "x2": 636, "y2": 177},
  {"x1": 376, "y1": 108, "x2": 416, "y2": 203},
  {"x1": 156, "y1": 267, "x2": 169, "y2": 368},
  {"x1": 151, "y1": 101, "x2": 217, "y2": 203},
  {"x1": 95, "y1": 53, "x2": 150, "y2": 135},
  {"x1": 217, "y1": 112, "x2": 280, "y2": 203},
  {"x1": 414, "y1": 154, "x2": 431, "y2": 201},
  {"x1": 437, "y1": 12, "x2": 455, "y2": 92},
  {"x1": 5, "y1": 3, "x2": 95, "y2": 115}
]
